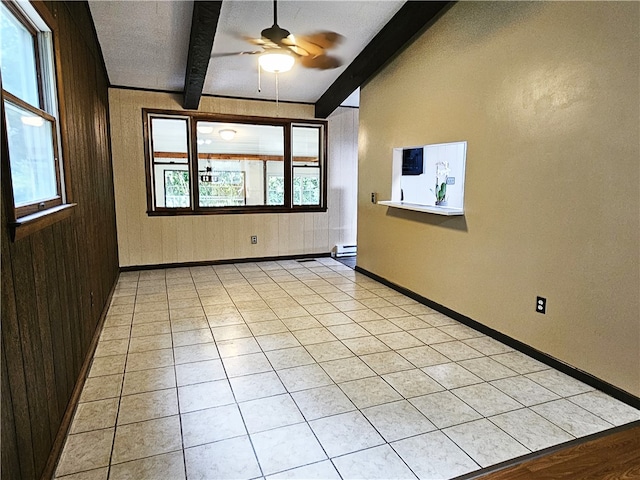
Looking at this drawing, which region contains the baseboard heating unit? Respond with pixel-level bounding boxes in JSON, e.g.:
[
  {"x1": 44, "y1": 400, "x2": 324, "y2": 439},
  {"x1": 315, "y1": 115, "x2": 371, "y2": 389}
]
[{"x1": 333, "y1": 244, "x2": 357, "y2": 258}]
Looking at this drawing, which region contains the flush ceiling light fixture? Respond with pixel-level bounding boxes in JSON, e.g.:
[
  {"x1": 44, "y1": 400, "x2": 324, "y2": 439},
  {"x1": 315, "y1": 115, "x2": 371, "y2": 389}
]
[
  {"x1": 259, "y1": 52, "x2": 295, "y2": 73},
  {"x1": 197, "y1": 124, "x2": 214, "y2": 134},
  {"x1": 219, "y1": 129, "x2": 236, "y2": 141}
]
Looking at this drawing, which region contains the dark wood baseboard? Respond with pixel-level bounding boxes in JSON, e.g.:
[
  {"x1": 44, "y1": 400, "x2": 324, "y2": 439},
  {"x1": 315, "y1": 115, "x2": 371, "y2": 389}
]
[
  {"x1": 40, "y1": 276, "x2": 119, "y2": 480},
  {"x1": 354, "y1": 266, "x2": 640, "y2": 410},
  {"x1": 120, "y1": 252, "x2": 331, "y2": 272}
]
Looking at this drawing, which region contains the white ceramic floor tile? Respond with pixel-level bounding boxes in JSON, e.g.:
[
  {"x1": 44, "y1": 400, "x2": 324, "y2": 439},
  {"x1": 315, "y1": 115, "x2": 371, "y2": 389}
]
[
  {"x1": 181, "y1": 403, "x2": 246, "y2": 448},
  {"x1": 490, "y1": 376, "x2": 560, "y2": 406},
  {"x1": 410, "y1": 391, "x2": 482, "y2": 429},
  {"x1": 531, "y1": 399, "x2": 614, "y2": 437},
  {"x1": 526, "y1": 369, "x2": 595, "y2": 397},
  {"x1": 185, "y1": 435, "x2": 261, "y2": 480},
  {"x1": 251, "y1": 423, "x2": 327, "y2": 475},
  {"x1": 431, "y1": 341, "x2": 484, "y2": 361},
  {"x1": 178, "y1": 380, "x2": 235, "y2": 413},
  {"x1": 422, "y1": 363, "x2": 483, "y2": 390},
  {"x1": 223, "y1": 352, "x2": 273, "y2": 378},
  {"x1": 265, "y1": 346, "x2": 316, "y2": 370},
  {"x1": 55, "y1": 429, "x2": 114, "y2": 477},
  {"x1": 309, "y1": 410, "x2": 385, "y2": 457},
  {"x1": 490, "y1": 408, "x2": 574, "y2": 451},
  {"x1": 175, "y1": 359, "x2": 226, "y2": 387},
  {"x1": 396, "y1": 345, "x2": 450, "y2": 368},
  {"x1": 305, "y1": 341, "x2": 354, "y2": 362},
  {"x1": 70, "y1": 398, "x2": 119, "y2": 434},
  {"x1": 239, "y1": 393, "x2": 305, "y2": 433},
  {"x1": 277, "y1": 364, "x2": 334, "y2": 392},
  {"x1": 291, "y1": 384, "x2": 356, "y2": 420},
  {"x1": 112, "y1": 416, "x2": 182, "y2": 464},
  {"x1": 458, "y1": 356, "x2": 518, "y2": 381},
  {"x1": 109, "y1": 451, "x2": 185, "y2": 480},
  {"x1": 360, "y1": 351, "x2": 415, "y2": 375},
  {"x1": 339, "y1": 376, "x2": 402, "y2": 409},
  {"x1": 320, "y1": 356, "x2": 376, "y2": 383},
  {"x1": 491, "y1": 352, "x2": 548, "y2": 374},
  {"x1": 266, "y1": 460, "x2": 340, "y2": 480},
  {"x1": 451, "y1": 383, "x2": 523, "y2": 417},
  {"x1": 391, "y1": 431, "x2": 478, "y2": 479},
  {"x1": 568, "y1": 390, "x2": 640, "y2": 426},
  {"x1": 333, "y1": 444, "x2": 418, "y2": 480},
  {"x1": 443, "y1": 419, "x2": 530, "y2": 467},
  {"x1": 362, "y1": 400, "x2": 436, "y2": 442},
  {"x1": 341, "y1": 336, "x2": 390, "y2": 355},
  {"x1": 117, "y1": 388, "x2": 178, "y2": 425},
  {"x1": 382, "y1": 369, "x2": 444, "y2": 398},
  {"x1": 230, "y1": 370, "x2": 287, "y2": 402}
]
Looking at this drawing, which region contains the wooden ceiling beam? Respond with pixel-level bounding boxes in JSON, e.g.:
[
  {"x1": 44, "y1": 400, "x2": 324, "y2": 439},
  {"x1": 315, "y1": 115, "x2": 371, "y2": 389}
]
[
  {"x1": 183, "y1": 1, "x2": 223, "y2": 110},
  {"x1": 314, "y1": 1, "x2": 454, "y2": 119}
]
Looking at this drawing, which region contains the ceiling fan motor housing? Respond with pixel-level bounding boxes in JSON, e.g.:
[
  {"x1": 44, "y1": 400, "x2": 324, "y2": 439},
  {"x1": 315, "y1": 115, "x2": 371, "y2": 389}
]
[{"x1": 261, "y1": 24, "x2": 291, "y2": 45}]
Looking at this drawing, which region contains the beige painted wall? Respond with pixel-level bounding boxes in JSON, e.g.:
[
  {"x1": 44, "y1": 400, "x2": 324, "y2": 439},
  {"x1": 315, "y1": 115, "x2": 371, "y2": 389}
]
[
  {"x1": 109, "y1": 88, "x2": 358, "y2": 267},
  {"x1": 358, "y1": 2, "x2": 639, "y2": 396}
]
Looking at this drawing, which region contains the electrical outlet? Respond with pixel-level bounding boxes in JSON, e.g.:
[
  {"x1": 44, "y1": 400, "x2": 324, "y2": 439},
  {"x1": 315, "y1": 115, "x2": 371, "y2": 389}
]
[
  {"x1": 371, "y1": 192, "x2": 377, "y2": 203},
  {"x1": 536, "y1": 296, "x2": 546, "y2": 314},
  {"x1": 251, "y1": 235, "x2": 258, "y2": 244}
]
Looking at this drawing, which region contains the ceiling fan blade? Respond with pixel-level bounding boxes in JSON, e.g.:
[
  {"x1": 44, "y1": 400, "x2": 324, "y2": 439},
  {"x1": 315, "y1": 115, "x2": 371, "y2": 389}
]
[
  {"x1": 300, "y1": 31, "x2": 344, "y2": 50},
  {"x1": 300, "y1": 54, "x2": 342, "y2": 70},
  {"x1": 211, "y1": 51, "x2": 262, "y2": 58}
]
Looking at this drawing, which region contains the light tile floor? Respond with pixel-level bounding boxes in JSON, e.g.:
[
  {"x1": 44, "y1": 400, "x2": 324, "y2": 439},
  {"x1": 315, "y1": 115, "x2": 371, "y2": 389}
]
[{"x1": 54, "y1": 258, "x2": 640, "y2": 480}]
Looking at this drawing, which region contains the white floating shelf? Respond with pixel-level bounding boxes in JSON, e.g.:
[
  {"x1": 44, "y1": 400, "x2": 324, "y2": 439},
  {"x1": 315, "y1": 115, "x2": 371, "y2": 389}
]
[{"x1": 378, "y1": 201, "x2": 464, "y2": 216}]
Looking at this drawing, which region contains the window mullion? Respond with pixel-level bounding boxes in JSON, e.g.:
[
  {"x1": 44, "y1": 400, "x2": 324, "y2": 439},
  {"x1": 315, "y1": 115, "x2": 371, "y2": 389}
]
[
  {"x1": 284, "y1": 123, "x2": 292, "y2": 209},
  {"x1": 189, "y1": 117, "x2": 199, "y2": 212}
]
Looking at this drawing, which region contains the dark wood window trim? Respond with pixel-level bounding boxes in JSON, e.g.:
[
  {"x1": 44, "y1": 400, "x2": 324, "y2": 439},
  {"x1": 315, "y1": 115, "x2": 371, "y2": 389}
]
[
  {"x1": 144, "y1": 109, "x2": 328, "y2": 216},
  {"x1": 1, "y1": 0, "x2": 72, "y2": 240}
]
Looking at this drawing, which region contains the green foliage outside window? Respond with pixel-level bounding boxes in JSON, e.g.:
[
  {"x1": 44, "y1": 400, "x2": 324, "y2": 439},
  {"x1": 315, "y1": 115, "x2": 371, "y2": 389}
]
[
  {"x1": 164, "y1": 170, "x2": 190, "y2": 207},
  {"x1": 200, "y1": 171, "x2": 245, "y2": 207}
]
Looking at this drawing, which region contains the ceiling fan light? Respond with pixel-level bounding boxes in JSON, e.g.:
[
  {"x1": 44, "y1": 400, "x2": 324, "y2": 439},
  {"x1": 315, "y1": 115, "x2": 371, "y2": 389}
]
[
  {"x1": 219, "y1": 129, "x2": 236, "y2": 141},
  {"x1": 259, "y1": 52, "x2": 295, "y2": 73}
]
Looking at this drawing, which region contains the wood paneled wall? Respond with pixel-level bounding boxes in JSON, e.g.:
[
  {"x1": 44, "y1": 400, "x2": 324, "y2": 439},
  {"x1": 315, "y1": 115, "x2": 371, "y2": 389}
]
[{"x1": 1, "y1": 2, "x2": 119, "y2": 479}]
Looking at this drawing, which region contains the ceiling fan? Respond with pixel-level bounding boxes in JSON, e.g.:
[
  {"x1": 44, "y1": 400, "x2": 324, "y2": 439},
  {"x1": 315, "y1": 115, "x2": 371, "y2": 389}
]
[{"x1": 215, "y1": 0, "x2": 344, "y2": 72}]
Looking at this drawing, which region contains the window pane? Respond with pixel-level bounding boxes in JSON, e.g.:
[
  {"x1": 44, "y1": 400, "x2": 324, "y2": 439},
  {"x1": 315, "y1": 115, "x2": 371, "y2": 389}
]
[
  {"x1": 199, "y1": 170, "x2": 245, "y2": 207},
  {"x1": 163, "y1": 169, "x2": 190, "y2": 207},
  {"x1": 293, "y1": 167, "x2": 320, "y2": 206},
  {"x1": 4, "y1": 100, "x2": 58, "y2": 206},
  {"x1": 196, "y1": 121, "x2": 283, "y2": 207},
  {"x1": 150, "y1": 117, "x2": 190, "y2": 208},
  {"x1": 0, "y1": 3, "x2": 40, "y2": 106},
  {"x1": 266, "y1": 160, "x2": 284, "y2": 206},
  {"x1": 292, "y1": 126, "x2": 320, "y2": 165}
]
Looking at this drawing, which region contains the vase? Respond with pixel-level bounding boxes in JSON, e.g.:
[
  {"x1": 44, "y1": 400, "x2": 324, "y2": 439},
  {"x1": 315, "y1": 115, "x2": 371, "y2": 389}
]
[{"x1": 436, "y1": 200, "x2": 448, "y2": 206}]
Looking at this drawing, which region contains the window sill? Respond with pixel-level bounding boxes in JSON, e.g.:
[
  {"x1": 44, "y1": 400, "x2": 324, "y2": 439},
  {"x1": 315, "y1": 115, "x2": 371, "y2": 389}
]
[
  {"x1": 147, "y1": 206, "x2": 327, "y2": 216},
  {"x1": 11, "y1": 203, "x2": 77, "y2": 241}
]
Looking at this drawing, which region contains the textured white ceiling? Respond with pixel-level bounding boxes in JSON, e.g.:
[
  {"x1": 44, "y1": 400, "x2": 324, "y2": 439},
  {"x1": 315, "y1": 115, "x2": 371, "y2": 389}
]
[
  {"x1": 89, "y1": 1, "x2": 194, "y2": 91},
  {"x1": 89, "y1": 0, "x2": 403, "y2": 106}
]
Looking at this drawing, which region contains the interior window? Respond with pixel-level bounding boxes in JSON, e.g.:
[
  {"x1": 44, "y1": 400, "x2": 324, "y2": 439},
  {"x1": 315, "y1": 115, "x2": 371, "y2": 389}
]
[{"x1": 145, "y1": 111, "x2": 327, "y2": 215}]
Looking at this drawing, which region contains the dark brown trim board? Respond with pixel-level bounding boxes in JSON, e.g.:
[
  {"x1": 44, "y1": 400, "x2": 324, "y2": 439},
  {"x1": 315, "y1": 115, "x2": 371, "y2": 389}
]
[
  {"x1": 120, "y1": 252, "x2": 332, "y2": 272},
  {"x1": 354, "y1": 266, "x2": 640, "y2": 410},
  {"x1": 109, "y1": 84, "x2": 318, "y2": 107},
  {"x1": 314, "y1": 1, "x2": 454, "y2": 118},
  {"x1": 183, "y1": 1, "x2": 223, "y2": 110}
]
